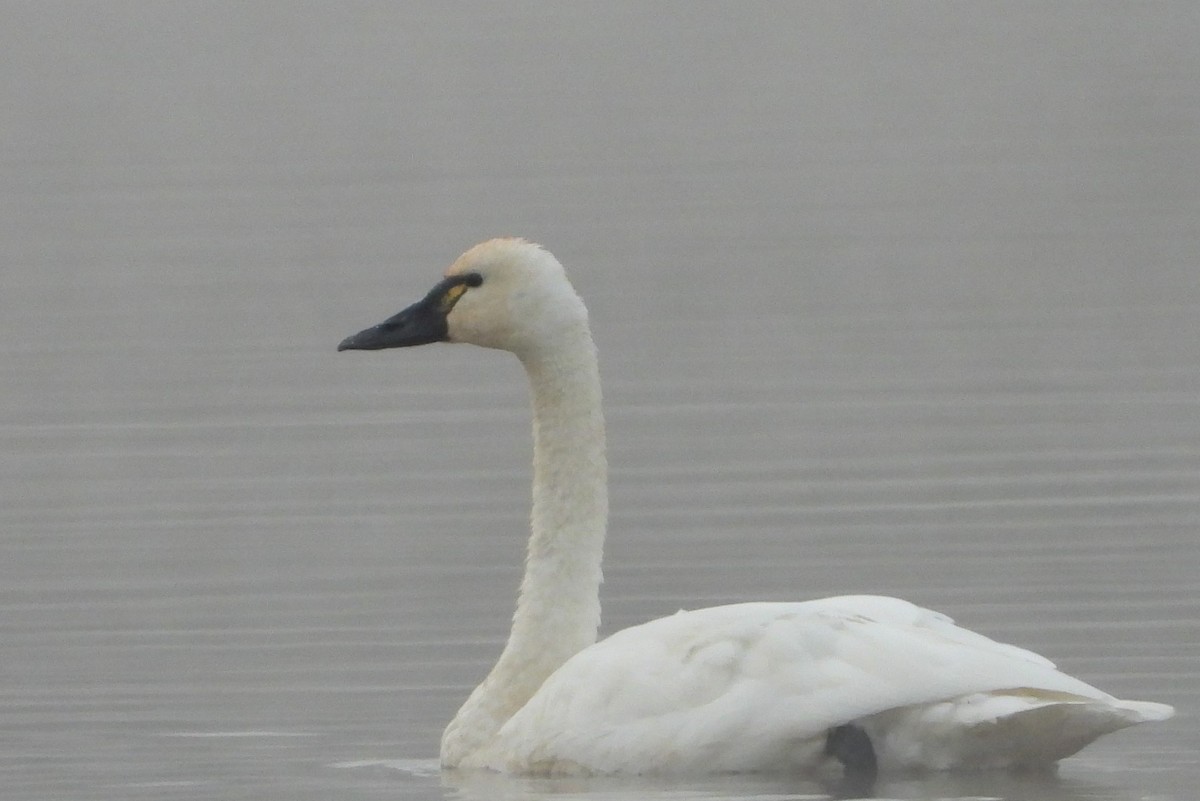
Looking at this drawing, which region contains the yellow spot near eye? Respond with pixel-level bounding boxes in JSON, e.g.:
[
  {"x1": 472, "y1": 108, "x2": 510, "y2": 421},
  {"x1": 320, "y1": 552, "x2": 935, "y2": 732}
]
[{"x1": 440, "y1": 283, "x2": 468, "y2": 312}]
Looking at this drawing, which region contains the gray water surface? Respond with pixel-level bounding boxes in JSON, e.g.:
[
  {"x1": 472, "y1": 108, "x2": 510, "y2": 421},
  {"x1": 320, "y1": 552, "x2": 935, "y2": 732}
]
[{"x1": 3, "y1": 3, "x2": 1198, "y2": 800}]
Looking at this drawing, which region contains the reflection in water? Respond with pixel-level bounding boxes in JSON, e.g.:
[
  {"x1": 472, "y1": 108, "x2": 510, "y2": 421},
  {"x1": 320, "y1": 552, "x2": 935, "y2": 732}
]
[
  {"x1": 331, "y1": 756, "x2": 1171, "y2": 801},
  {"x1": 428, "y1": 762, "x2": 1109, "y2": 801},
  {"x1": 334, "y1": 755, "x2": 1175, "y2": 801}
]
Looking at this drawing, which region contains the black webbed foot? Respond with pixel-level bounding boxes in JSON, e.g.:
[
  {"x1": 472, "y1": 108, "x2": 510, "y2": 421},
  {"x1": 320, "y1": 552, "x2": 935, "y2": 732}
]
[{"x1": 823, "y1": 723, "x2": 877, "y2": 798}]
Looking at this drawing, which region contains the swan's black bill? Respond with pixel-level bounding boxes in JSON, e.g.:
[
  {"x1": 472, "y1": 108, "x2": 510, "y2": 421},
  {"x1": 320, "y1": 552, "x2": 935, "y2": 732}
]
[{"x1": 338, "y1": 275, "x2": 469, "y2": 351}]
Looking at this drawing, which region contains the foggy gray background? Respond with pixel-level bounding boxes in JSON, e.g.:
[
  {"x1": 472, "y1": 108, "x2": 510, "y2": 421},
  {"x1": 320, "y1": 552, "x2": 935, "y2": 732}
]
[{"x1": 2, "y1": 3, "x2": 1197, "y2": 800}]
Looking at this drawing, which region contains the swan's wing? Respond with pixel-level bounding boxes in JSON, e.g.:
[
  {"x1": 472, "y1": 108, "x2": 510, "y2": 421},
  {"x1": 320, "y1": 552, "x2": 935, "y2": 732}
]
[{"x1": 478, "y1": 595, "x2": 1132, "y2": 774}]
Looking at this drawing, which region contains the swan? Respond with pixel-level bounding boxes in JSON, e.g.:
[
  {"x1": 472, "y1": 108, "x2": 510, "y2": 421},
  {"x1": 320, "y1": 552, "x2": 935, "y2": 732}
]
[{"x1": 338, "y1": 237, "x2": 1173, "y2": 778}]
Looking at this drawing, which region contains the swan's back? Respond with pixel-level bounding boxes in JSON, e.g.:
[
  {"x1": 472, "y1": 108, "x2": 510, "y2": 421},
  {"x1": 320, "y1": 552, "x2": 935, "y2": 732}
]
[{"x1": 465, "y1": 595, "x2": 1172, "y2": 775}]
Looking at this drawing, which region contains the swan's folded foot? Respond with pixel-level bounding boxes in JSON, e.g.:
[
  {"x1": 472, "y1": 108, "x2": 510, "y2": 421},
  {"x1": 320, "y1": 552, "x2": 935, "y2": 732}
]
[
  {"x1": 825, "y1": 723, "x2": 877, "y2": 776},
  {"x1": 824, "y1": 723, "x2": 877, "y2": 798}
]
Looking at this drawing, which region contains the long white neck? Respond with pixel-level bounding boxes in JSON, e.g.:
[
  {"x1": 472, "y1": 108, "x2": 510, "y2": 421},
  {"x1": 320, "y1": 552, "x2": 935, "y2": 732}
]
[{"x1": 441, "y1": 321, "x2": 607, "y2": 766}]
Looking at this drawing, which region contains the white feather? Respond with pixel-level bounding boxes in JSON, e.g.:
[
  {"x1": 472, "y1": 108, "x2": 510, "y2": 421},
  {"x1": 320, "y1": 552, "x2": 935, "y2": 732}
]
[{"x1": 471, "y1": 596, "x2": 1170, "y2": 774}]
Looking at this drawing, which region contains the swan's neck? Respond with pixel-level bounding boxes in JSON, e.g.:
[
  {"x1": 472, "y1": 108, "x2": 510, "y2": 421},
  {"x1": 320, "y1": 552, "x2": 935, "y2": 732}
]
[
  {"x1": 515, "y1": 336, "x2": 608, "y2": 663},
  {"x1": 442, "y1": 324, "x2": 607, "y2": 765}
]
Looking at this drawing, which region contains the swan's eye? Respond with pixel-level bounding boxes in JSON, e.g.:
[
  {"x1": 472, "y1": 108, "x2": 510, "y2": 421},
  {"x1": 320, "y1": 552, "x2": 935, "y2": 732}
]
[{"x1": 464, "y1": 272, "x2": 483, "y2": 287}]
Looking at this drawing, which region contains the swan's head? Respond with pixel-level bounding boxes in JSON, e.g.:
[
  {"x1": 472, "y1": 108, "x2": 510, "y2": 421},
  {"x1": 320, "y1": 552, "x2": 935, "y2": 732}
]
[{"x1": 338, "y1": 238, "x2": 588, "y2": 357}]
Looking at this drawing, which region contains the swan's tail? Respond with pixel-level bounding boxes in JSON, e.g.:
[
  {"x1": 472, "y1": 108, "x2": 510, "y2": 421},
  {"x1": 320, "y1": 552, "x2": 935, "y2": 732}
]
[{"x1": 865, "y1": 691, "x2": 1174, "y2": 771}]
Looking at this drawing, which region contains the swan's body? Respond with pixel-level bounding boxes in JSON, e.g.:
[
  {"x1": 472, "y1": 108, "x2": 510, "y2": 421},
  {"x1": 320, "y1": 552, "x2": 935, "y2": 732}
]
[{"x1": 339, "y1": 238, "x2": 1173, "y2": 777}]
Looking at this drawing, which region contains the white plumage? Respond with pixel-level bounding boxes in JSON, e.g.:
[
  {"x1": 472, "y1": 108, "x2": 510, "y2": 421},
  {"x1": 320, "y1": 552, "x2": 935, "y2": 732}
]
[
  {"x1": 339, "y1": 238, "x2": 1173, "y2": 777},
  {"x1": 474, "y1": 596, "x2": 1169, "y2": 774}
]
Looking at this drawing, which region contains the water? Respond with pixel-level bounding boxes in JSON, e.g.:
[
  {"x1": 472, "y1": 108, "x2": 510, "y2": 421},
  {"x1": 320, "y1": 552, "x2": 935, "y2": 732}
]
[{"x1": 3, "y1": 3, "x2": 1197, "y2": 799}]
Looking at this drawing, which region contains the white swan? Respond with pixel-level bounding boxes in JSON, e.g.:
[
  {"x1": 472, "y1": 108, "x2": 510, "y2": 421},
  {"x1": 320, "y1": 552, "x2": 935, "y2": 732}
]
[{"x1": 338, "y1": 238, "x2": 1173, "y2": 778}]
